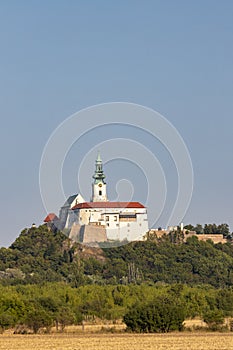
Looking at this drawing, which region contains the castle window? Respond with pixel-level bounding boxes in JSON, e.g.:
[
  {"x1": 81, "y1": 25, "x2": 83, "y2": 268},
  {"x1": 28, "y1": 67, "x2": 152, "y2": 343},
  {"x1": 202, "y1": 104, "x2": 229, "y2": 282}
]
[
  {"x1": 114, "y1": 216, "x2": 117, "y2": 221},
  {"x1": 106, "y1": 215, "x2": 109, "y2": 221},
  {"x1": 99, "y1": 190, "x2": 102, "y2": 195}
]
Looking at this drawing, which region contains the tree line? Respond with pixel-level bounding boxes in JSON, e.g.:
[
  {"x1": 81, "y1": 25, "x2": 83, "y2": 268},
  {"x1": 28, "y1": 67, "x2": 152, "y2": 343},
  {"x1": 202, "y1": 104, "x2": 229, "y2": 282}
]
[
  {"x1": 0, "y1": 225, "x2": 233, "y2": 288},
  {"x1": 0, "y1": 282, "x2": 233, "y2": 333},
  {"x1": 184, "y1": 223, "x2": 231, "y2": 238}
]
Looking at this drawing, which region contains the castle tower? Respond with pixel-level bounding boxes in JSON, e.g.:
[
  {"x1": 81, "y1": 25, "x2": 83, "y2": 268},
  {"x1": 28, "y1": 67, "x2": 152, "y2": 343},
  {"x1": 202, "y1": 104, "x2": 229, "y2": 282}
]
[{"x1": 91, "y1": 152, "x2": 108, "y2": 202}]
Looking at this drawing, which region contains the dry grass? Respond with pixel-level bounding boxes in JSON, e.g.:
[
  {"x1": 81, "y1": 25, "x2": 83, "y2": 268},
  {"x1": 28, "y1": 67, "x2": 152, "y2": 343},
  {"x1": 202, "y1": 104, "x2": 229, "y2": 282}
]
[
  {"x1": 57, "y1": 323, "x2": 126, "y2": 333},
  {"x1": 0, "y1": 333, "x2": 232, "y2": 350},
  {"x1": 183, "y1": 318, "x2": 207, "y2": 329}
]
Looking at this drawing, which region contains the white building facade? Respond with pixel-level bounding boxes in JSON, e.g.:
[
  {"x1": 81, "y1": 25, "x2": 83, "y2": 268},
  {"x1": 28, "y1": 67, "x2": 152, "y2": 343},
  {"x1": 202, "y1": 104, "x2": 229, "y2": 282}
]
[{"x1": 64, "y1": 153, "x2": 149, "y2": 242}]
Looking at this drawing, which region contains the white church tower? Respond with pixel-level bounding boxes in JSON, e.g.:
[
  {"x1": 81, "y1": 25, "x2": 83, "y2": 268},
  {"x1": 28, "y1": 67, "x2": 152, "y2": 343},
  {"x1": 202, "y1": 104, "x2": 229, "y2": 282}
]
[{"x1": 91, "y1": 152, "x2": 108, "y2": 202}]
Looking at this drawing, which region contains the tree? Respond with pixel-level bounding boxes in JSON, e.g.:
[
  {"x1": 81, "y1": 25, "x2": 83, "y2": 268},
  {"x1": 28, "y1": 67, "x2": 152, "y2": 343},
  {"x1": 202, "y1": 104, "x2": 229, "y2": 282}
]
[
  {"x1": 194, "y1": 224, "x2": 203, "y2": 234},
  {"x1": 0, "y1": 312, "x2": 15, "y2": 332},
  {"x1": 56, "y1": 306, "x2": 76, "y2": 332},
  {"x1": 24, "y1": 307, "x2": 53, "y2": 333},
  {"x1": 0, "y1": 293, "x2": 26, "y2": 332},
  {"x1": 217, "y1": 224, "x2": 230, "y2": 237},
  {"x1": 204, "y1": 224, "x2": 214, "y2": 234},
  {"x1": 203, "y1": 309, "x2": 225, "y2": 331},
  {"x1": 216, "y1": 289, "x2": 233, "y2": 316},
  {"x1": 124, "y1": 294, "x2": 185, "y2": 333},
  {"x1": 68, "y1": 259, "x2": 86, "y2": 287},
  {"x1": 184, "y1": 224, "x2": 194, "y2": 231}
]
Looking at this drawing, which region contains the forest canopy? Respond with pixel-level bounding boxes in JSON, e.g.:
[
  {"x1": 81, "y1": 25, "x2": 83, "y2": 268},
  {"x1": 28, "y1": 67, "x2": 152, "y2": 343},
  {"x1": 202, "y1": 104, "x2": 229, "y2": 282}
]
[{"x1": 0, "y1": 225, "x2": 233, "y2": 288}]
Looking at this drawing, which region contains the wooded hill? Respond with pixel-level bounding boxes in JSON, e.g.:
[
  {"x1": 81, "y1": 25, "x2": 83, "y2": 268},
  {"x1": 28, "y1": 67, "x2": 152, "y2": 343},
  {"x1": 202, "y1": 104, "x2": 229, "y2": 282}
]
[
  {"x1": 0, "y1": 225, "x2": 233, "y2": 334},
  {"x1": 0, "y1": 225, "x2": 233, "y2": 288}
]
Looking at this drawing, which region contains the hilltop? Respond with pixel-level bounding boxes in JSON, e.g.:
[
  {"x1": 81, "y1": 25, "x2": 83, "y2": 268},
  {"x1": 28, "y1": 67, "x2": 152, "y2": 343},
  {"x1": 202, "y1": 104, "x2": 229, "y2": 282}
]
[{"x1": 0, "y1": 225, "x2": 233, "y2": 288}]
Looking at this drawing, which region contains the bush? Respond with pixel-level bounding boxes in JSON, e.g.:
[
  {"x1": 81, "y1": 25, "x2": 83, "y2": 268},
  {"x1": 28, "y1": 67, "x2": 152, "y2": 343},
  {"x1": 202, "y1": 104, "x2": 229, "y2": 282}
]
[
  {"x1": 124, "y1": 294, "x2": 185, "y2": 333},
  {"x1": 0, "y1": 312, "x2": 15, "y2": 331},
  {"x1": 203, "y1": 309, "x2": 225, "y2": 331}
]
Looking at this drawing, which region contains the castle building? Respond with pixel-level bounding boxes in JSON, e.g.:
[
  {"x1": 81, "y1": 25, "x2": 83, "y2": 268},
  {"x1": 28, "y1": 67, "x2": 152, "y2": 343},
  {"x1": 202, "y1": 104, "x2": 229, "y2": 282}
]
[{"x1": 45, "y1": 153, "x2": 149, "y2": 243}]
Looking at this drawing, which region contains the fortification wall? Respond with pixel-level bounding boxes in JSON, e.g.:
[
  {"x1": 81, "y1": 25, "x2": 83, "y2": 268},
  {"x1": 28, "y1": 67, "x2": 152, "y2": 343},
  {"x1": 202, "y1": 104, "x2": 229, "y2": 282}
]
[
  {"x1": 69, "y1": 223, "x2": 107, "y2": 243},
  {"x1": 82, "y1": 225, "x2": 107, "y2": 243}
]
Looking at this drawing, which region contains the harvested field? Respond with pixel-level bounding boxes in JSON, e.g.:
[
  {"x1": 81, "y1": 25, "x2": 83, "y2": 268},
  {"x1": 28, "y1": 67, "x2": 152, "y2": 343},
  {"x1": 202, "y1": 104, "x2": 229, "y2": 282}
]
[{"x1": 0, "y1": 333, "x2": 232, "y2": 350}]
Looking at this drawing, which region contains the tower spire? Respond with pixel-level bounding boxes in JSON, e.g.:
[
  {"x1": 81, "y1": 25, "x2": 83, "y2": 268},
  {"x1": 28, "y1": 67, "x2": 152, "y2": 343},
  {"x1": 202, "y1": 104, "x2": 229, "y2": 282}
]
[
  {"x1": 91, "y1": 152, "x2": 108, "y2": 202},
  {"x1": 93, "y1": 151, "x2": 106, "y2": 184}
]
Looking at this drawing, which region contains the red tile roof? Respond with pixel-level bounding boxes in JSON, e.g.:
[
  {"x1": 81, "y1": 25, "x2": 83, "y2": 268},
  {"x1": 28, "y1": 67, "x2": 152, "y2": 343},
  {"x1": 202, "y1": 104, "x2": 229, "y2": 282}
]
[
  {"x1": 72, "y1": 202, "x2": 145, "y2": 210},
  {"x1": 44, "y1": 213, "x2": 58, "y2": 222}
]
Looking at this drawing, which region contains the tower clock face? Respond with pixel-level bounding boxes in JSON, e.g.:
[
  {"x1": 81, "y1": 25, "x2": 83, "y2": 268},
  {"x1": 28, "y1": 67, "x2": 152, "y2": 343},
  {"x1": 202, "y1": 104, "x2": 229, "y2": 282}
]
[{"x1": 98, "y1": 183, "x2": 102, "y2": 188}]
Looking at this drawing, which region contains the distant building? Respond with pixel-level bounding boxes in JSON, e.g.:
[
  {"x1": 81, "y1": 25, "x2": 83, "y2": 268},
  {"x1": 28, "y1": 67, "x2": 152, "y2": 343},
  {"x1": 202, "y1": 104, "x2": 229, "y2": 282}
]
[
  {"x1": 44, "y1": 213, "x2": 59, "y2": 231},
  {"x1": 59, "y1": 194, "x2": 85, "y2": 229},
  {"x1": 147, "y1": 227, "x2": 227, "y2": 244},
  {"x1": 184, "y1": 232, "x2": 227, "y2": 244},
  {"x1": 44, "y1": 153, "x2": 149, "y2": 243}
]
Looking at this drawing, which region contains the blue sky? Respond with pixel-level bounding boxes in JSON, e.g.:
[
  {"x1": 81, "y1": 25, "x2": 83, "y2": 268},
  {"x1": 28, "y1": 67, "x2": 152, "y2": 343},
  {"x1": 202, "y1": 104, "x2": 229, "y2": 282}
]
[{"x1": 0, "y1": 1, "x2": 233, "y2": 246}]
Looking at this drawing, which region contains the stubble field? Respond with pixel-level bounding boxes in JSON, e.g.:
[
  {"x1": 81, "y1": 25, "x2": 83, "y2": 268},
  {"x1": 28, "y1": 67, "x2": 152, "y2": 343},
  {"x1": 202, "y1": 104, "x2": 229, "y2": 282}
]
[{"x1": 0, "y1": 333, "x2": 232, "y2": 350}]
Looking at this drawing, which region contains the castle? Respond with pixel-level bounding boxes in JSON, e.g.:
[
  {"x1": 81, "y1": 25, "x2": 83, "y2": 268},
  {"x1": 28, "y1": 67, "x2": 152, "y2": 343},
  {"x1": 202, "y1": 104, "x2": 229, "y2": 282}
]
[{"x1": 44, "y1": 153, "x2": 149, "y2": 243}]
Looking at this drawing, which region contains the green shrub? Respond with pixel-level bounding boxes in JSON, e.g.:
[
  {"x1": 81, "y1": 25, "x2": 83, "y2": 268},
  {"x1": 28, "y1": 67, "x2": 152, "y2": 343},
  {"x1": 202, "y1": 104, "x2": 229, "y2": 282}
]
[{"x1": 124, "y1": 294, "x2": 185, "y2": 333}]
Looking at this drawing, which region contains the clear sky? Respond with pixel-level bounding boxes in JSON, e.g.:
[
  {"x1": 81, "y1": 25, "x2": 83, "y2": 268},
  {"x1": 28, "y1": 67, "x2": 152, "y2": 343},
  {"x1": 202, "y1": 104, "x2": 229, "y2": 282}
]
[{"x1": 0, "y1": 1, "x2": 233, "y2": 247}]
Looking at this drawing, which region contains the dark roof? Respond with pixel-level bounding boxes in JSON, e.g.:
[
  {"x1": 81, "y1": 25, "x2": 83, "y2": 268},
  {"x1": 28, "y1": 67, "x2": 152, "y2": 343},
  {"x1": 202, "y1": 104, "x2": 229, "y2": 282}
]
[
  {"x1": 62, "y1": 194, "x2": 78, "y2": 207},
  {"x1": 44, "y1": 213, "x2": 59, "y2": 222},
  {"x1": 72, "y1": 202, "x2": 145, "y2": 210}
]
